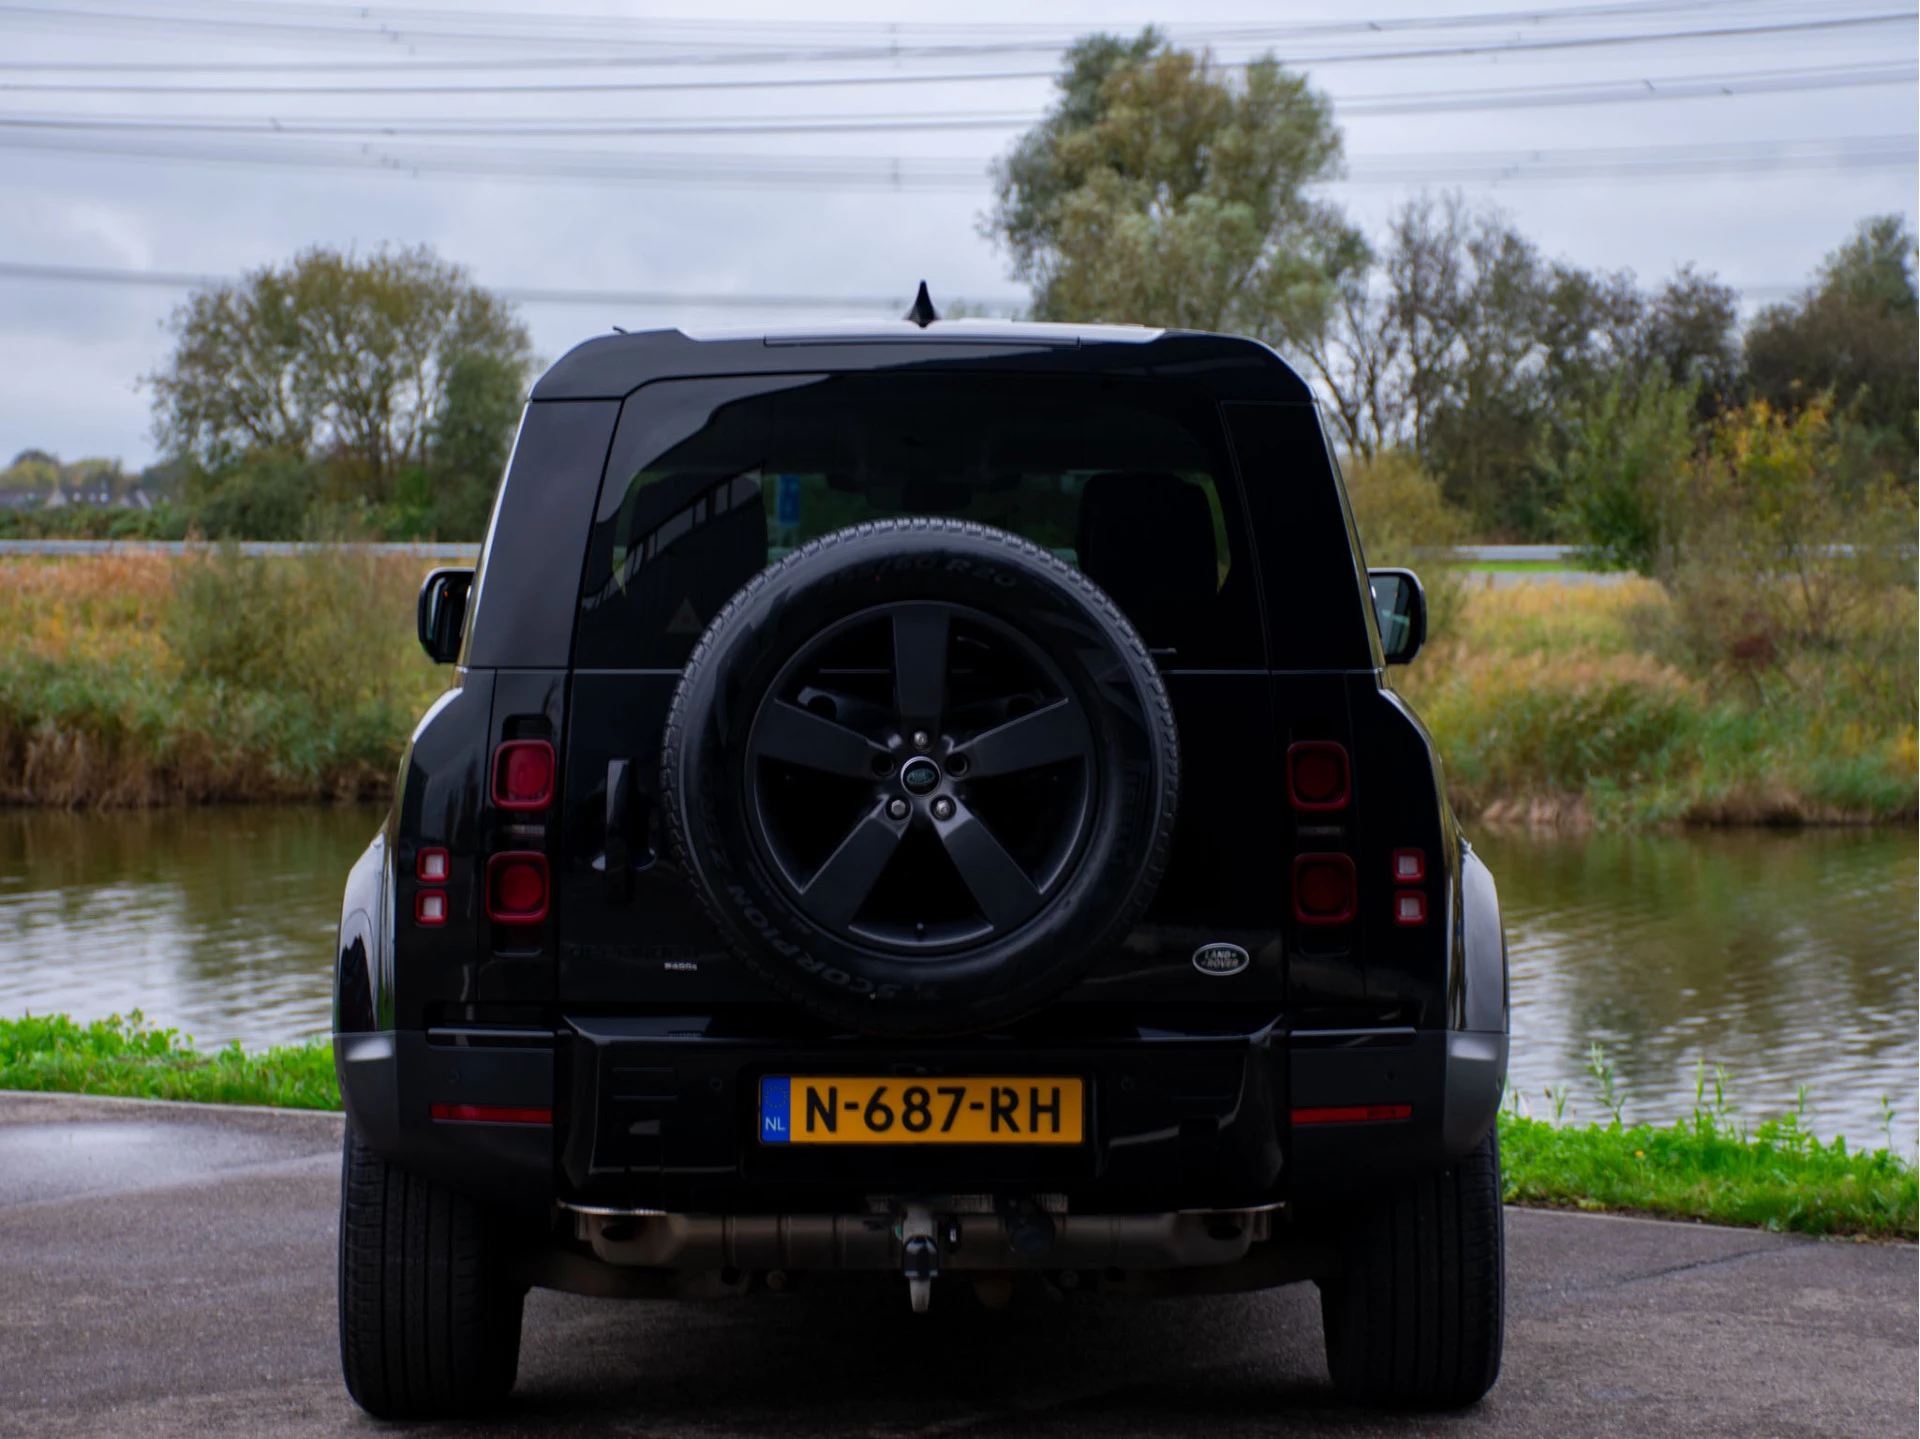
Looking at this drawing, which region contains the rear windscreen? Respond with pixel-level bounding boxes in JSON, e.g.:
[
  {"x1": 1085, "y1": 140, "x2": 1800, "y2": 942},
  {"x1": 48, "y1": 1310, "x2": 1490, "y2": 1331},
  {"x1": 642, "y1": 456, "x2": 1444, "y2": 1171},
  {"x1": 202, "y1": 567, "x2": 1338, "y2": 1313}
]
[{"x1": 574, "y1": 372, "x2": 1266, "y2": 670}]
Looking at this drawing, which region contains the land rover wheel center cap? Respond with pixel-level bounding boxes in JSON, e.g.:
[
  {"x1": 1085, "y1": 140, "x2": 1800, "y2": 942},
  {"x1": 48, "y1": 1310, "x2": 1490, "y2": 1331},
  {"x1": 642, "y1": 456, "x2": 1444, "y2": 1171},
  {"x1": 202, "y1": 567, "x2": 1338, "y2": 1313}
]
[{"x1": 900, "y1": 758, "x2": 942, "y2": 795}]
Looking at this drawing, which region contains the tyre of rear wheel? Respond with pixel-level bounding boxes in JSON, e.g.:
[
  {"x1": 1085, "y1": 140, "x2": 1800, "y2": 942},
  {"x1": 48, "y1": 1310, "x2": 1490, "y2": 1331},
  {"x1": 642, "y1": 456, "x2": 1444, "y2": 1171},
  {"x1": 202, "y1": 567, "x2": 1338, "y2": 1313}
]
[
  {"x1": 337, "y1": 1121, "x2": 525, "y2": 1419},
  {"x1": 1318, "y1": 1125, "x2": 1505, "y2": 1409},
  {"x1": 661, "y1": 518, "x2": 1180, "y2": 1036}
]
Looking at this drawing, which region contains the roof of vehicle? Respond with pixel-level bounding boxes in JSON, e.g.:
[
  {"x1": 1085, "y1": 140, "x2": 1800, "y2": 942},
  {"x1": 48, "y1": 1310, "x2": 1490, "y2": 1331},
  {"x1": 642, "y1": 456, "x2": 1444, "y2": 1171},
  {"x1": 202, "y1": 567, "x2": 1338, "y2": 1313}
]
[{"x1": 528, "y1": 318, "x2": 1313, "y2": 404}]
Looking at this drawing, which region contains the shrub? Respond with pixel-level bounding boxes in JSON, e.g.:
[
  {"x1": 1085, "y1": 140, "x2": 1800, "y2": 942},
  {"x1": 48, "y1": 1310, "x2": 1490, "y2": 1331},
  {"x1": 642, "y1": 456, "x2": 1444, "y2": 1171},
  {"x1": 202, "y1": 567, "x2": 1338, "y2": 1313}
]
[
  {"x1": 1551, "y1": 363, "x2": 1696, "y2": 575},
  {"x1": 1341, "y1": 447, "x2": 1469, "y2": 645}
]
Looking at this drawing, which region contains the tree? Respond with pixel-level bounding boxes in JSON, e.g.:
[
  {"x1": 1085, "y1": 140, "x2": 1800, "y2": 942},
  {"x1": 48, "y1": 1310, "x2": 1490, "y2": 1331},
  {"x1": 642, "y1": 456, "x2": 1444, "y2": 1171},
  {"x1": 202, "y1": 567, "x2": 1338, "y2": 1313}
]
[
  {"x1": 148, "y1": 245, "x2": 534, "y2": 515},
  {"x1": 1552, "y1": 364, "x2": 1697, "y2": 574},
  {"x1": 1634, "y1": 266, "x2": 1739, "y2": 412},
  {"x1": 1295, "y1": 268, "x2": 1403, "y2": 462},
  {"x1": 984, "y1": 29, "x2": 1364, "y2": 344},
  {"x1": 1310, "y1": 192, "x2": 1743, "y2": 538},
  {"x1": 1743, "y1": 215, "x2": 1918, "y2": 476}
]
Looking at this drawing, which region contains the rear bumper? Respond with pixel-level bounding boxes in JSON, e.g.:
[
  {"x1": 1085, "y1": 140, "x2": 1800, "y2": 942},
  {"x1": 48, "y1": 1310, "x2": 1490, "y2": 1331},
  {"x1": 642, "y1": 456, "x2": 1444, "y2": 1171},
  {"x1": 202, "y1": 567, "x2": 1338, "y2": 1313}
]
[{"x1": 336, "y1": 1019, "x2": 1505, "y2": 1213}]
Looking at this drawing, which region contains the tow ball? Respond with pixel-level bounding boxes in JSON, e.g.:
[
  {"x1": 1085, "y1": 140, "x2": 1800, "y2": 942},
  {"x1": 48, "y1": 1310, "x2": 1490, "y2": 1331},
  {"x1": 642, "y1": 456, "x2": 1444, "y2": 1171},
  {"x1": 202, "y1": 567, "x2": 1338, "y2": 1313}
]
[{"x1": 900, "y1": 1204, "x2": 939, "y2": 1313}]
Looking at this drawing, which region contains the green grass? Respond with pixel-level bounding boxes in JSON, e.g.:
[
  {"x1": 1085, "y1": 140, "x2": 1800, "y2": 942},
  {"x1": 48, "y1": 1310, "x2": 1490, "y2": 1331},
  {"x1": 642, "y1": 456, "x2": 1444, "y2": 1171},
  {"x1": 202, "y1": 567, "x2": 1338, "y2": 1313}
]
[
  {"x1": 5, "y1": 1013, "x2": 1911, "y2": 1239},
  {"x1": 1499, "y1": 1111, "x2": 1915, "y2": 1239},
  {"x1": 0, "y1": 1012, "x2": 338, "y2": 1110}
]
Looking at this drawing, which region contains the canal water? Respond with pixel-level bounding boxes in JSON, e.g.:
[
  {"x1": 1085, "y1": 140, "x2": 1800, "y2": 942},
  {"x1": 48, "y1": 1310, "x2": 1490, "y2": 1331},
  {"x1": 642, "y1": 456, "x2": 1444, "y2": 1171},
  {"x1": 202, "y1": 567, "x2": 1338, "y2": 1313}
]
[{"x1": 0, "y1": 807, "x2": 1911, "y2": 1150}]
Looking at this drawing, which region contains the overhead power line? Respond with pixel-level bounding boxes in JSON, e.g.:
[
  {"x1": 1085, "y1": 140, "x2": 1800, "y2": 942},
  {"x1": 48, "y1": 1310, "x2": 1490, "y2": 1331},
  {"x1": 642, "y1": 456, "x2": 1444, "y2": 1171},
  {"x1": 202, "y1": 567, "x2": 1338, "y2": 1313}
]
[
  {"x1": 0, "y1": 0, "x2": 1860, "y2": 61},
  {"x1": 0, "y1": 132, "x2": 1907, "y2": 189},
  {"x1": 0, "y1": 258, "x2": 1805, "y2": 306},
  {"x1": 0, "y1": 12, "x2": 1909, "y2": 96},
  {"x1": 0, "y1": 62, "x2": 1907, "y2": 138},
  {"x1": 0, "y1": 260, "x2": 1025, "y2": 312}
]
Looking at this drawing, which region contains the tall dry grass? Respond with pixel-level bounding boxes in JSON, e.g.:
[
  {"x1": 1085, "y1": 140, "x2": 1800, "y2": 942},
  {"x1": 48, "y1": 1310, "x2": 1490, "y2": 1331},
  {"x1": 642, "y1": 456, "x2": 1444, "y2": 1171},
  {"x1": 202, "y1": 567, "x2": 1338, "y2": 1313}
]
[
  {"x1": 1400, "y1": 579, "x2": 1917, "y2": 828},
  {"x1": 0, "y1": 549, "x2": 445, "y2": 806}
]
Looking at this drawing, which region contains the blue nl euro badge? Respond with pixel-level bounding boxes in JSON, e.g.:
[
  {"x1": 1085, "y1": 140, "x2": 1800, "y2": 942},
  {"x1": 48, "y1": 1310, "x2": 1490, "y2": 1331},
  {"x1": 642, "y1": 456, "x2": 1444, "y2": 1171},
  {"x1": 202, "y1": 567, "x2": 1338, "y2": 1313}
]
[{"x1": 759, "y1": 1076, "x2": 792, "y2": 1144}]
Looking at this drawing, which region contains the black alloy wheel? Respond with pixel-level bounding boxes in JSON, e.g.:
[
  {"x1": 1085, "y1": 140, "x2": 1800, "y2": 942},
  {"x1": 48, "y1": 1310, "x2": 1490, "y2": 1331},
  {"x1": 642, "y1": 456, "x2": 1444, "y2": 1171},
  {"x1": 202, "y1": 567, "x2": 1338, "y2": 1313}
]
[
  {"x1": 745, "y1": 600, "x2": 1096, "y2": 951},
  {"x1": 662, "y1": 519, "x2": 1180, "y2": 1035}
]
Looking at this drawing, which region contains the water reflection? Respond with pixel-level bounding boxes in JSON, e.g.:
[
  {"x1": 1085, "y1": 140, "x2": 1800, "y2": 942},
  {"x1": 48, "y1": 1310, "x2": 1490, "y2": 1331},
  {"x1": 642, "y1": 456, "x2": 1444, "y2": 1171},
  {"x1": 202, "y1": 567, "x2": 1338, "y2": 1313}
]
[
  {"x1": 0, "y1": 806, "x2": 1910, "y2": 1150},
  {"x1": 0, "y1": 806, "x2": 381, "y2": 1050},
  {"x1": 1477, "y1": 826, "x2": 1917, "y2": 1149}
]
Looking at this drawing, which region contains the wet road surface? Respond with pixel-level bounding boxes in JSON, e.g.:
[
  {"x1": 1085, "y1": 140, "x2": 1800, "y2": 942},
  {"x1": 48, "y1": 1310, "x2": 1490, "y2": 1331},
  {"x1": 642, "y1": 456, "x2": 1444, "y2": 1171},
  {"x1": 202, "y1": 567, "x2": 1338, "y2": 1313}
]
[{"x1": 0, "y1": 1091, "x2": 1912, "y2": 1438}]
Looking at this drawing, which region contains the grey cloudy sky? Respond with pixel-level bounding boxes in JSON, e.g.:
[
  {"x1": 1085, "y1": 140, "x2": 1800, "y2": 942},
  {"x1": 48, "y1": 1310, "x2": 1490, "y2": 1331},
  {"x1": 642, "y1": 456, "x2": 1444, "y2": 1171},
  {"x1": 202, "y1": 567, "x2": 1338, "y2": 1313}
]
[{"x1": 1, "y1": 0, "x2": 1913, "y2": 469}]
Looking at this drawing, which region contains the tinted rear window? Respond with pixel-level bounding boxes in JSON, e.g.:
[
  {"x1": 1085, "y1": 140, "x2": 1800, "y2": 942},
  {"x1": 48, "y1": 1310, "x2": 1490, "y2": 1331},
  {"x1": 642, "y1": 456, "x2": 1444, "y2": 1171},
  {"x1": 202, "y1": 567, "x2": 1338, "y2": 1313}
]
[{"x1": 574, "y1": 372, "x2": 1265, "y2": 670}]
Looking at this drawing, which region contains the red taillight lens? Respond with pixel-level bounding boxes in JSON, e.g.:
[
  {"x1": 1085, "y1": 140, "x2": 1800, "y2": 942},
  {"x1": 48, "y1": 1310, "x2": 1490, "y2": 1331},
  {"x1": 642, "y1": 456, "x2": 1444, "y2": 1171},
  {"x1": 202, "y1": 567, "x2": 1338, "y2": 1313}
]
[
  {"x1": 1294, "y1": 852, "x2": 1356, "y2": 925},
  {"x1": 416, "y1": 848, "x2": 450, "y2": 883},
  {"x1": 430, "y1": 1104, "x2": 552, "y2": 1125},
  {"x1": 1393, "y1": 890, "x2": 1428, "y2": 926},
  {"x1": 492, "y1": 740, "x2": 554, "y2": 811},
  {"x1": 1292, "y1": 1104, "x2": 1412, "y2": 1126},
  {"x1": 486, "y1": 852, "x2": 550, "y2": 923},
  {"x1": 1287, "y1": 742, "x2": 1350, "y2": 811},
  {"x1": 414, "y1": 890, "x2": 448, "y2": 926}
]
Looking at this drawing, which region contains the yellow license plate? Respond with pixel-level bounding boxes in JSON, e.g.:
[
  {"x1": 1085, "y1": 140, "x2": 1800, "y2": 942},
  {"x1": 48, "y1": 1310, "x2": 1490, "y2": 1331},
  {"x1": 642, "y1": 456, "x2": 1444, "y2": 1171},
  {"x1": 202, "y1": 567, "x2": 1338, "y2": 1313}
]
[{"x1": 758, "y1": 1076, "x2": 1085, "y2": 1145}]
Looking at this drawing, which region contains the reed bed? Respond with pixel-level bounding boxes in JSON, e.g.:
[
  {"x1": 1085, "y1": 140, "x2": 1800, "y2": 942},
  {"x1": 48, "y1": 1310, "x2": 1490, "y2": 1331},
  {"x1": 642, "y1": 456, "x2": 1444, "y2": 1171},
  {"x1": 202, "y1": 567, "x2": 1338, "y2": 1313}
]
[
  {"x1": 0, "y1": 549, "x2": 444, "y2": 806},
  {"x1": 0, "y1": 551, "x2": 1909, "y2": 824},
  {"x1": 1403, "y1": 578, "x2": 1917, "y2": 828}
]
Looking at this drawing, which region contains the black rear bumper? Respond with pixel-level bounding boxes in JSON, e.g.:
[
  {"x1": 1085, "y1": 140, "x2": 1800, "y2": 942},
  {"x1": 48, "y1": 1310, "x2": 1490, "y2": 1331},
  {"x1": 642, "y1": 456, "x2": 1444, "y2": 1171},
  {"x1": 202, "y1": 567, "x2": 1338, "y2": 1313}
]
[{"x1": 336, "y1": 1018, "x2": 1505, "y2": 1214}]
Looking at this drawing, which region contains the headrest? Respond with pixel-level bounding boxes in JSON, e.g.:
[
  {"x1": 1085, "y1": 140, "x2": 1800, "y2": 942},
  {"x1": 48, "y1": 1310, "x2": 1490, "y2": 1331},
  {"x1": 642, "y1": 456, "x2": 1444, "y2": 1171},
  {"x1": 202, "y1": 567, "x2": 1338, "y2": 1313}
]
[{"x1": 1076, "y1": 471, "x2": 1217, "y2": 653}]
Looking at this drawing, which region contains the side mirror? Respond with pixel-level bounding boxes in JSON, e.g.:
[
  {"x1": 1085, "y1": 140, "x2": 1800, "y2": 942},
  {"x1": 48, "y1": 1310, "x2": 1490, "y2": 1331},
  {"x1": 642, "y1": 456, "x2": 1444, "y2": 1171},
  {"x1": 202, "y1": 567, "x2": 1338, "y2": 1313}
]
[
  {"x1": 417, "y1": 568, "x2": 474, "y2": 665},
  {"x1": 1369, "y1": 568, "x2": 1427, "y2": 666}
]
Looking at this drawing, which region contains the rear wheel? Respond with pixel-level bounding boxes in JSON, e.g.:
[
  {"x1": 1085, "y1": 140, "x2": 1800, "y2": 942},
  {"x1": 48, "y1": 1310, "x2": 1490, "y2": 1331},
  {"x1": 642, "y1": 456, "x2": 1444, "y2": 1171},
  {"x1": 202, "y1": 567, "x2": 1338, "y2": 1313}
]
[
  {"x1": 337, "y1": 1121, "x2": 525, "y2": 1419},
  {"x1": 1317, "y1": 1126, "x2": 1505, "y2": 1409}
]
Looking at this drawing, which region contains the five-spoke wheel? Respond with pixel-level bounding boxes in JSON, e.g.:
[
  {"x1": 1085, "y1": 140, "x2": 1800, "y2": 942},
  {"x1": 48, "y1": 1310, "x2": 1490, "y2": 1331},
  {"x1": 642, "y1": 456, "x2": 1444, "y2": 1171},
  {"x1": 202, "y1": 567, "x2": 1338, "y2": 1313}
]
[{"x1": 747, "y1": 601, "x2": 1096, "y2": 951}]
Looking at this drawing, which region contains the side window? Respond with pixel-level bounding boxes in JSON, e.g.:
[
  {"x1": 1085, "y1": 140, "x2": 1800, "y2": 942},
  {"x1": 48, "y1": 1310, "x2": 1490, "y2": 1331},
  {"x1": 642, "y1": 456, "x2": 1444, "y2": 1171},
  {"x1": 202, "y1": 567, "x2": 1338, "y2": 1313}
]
[
  {"x1": 1223, "y1": 401, "x2": 1373, "y2": 671},
  {"x1": 574, "y1": 373, "x2": 1265, "y2": 671}
]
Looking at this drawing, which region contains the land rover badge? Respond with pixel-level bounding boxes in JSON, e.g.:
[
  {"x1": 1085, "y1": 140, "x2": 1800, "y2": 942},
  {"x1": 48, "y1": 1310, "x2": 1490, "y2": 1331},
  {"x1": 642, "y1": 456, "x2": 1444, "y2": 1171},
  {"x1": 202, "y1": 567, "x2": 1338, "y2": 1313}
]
[{"x1": 1191, "y1": 942, "x2": 1250, "y2": 977}]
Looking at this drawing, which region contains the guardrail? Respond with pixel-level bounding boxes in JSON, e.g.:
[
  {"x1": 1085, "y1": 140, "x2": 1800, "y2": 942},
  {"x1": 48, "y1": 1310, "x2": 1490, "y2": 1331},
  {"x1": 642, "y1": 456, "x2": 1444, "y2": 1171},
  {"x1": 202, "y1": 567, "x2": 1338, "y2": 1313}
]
[
  {"x1": 0, "y1": 539, "x2": 482, "y2": 558},
  {"x1": 1447, "y1": 545, "x2": 1576, "y2": 562},
  {"x1": 0, "y1": 539, "x2": 1575, "y2": 563}
]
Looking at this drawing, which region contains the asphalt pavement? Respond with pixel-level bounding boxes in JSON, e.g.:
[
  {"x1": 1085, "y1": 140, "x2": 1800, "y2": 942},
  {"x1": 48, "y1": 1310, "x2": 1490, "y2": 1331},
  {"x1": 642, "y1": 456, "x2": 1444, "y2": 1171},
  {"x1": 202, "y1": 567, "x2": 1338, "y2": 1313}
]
[{"x1": 1, "y1": 1090, "x2": 1912, "y2": 1438}]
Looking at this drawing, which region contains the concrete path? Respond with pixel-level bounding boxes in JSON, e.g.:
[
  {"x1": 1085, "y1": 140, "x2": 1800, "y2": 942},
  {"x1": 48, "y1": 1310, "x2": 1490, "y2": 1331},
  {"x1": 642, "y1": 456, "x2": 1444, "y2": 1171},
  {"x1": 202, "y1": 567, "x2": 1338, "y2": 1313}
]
[{"x1": 0, "y1": 1091, "x2": 1912, "y2": 1438}]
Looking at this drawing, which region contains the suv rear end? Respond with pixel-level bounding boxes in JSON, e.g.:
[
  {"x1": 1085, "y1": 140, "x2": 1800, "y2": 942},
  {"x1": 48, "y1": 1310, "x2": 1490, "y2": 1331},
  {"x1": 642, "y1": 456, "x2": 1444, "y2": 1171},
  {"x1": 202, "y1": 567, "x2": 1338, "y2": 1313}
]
[{"x1": 333, "y1": 319, "x2": 1509, "y2": 1418}]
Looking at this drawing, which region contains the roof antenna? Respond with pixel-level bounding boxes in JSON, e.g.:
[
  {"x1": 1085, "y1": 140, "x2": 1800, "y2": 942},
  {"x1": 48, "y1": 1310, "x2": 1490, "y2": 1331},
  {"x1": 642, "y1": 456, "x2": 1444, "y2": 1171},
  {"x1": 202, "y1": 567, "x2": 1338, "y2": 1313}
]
[{"x1": 904, "y1": 280, "x2": 939, "y2": 328}]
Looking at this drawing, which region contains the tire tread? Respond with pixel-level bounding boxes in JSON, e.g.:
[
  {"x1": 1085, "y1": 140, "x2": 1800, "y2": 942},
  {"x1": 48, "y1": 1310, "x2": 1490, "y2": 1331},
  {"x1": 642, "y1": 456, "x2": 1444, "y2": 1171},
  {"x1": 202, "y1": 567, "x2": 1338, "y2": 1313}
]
[
  {"x1": 1321, "y1": 1126, "x2": 1505, "y2": 1409},
  {"x1": 337, "y1": 1123, "x2": 524, "y2": 1419}
]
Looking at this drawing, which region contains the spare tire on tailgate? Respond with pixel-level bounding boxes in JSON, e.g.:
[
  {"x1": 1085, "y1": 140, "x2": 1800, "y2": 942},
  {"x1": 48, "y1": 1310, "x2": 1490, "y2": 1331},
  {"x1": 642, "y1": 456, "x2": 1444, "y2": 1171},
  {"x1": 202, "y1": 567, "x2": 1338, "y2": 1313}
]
[{"x1": 661, "y1": 518, "x2": 1179, "y2": 1035}]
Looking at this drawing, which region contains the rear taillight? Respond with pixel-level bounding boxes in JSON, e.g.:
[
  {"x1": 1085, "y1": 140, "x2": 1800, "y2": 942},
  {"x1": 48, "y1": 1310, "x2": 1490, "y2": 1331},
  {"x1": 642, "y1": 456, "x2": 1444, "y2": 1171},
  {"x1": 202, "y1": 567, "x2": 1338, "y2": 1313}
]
[
  {"x1": 1393, "y1": 890, "x2": 1427, "y2": 926},
  {"x1": 414, "y1": 890, "x2": 448, "y2": 925},
  {"x1": 486, "y1": 852, "x2": 550, "y2": 923},
  {"x1": 416, "y1": 848, "x2": 450, "y2": 882},
  {"x1": 492, "y1": 740, "x2": 555, "y2": 811},
  {"x1": 1391, "y1": 848, "x2": 1424, "y2": 882},
  {"x1": 1293, "y1": 852, "x2": 1356, "y2": 925},
  {"x1": 1287, "y1": 741, "x2": 1349, "y2": 811}
]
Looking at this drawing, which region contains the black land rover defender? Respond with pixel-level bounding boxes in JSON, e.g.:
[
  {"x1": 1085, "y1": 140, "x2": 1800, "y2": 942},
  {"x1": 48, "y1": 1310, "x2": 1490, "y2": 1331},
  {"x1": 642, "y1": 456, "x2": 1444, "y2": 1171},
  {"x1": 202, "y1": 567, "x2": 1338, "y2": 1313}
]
[{"x1": 333, "y1": 309, "x2": 1510, "y2": 1418}]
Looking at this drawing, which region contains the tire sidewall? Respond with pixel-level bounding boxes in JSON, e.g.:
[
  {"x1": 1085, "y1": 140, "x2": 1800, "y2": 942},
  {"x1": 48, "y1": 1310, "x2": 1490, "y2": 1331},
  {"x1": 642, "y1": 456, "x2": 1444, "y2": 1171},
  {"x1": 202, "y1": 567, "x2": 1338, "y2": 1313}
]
[{"x1": 664, "y1": 520, "x2": 1177, "y2": 1034}]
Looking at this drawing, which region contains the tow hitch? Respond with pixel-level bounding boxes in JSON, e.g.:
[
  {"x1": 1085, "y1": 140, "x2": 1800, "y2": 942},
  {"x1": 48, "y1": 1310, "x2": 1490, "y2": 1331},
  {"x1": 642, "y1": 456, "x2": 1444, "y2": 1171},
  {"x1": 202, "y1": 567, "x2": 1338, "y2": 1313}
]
[{"x1": 900, "y1": 1204, "x2": 939, "y2": 1312}]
